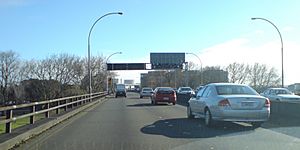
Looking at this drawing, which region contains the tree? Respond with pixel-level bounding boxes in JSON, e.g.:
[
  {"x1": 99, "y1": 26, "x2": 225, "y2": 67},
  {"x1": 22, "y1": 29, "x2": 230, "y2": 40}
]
[
  {"x1": 0, "y1": 50, "x2": 19, "y2": 103},
  {"x1": 18, "y1": 79, "x2": 61, "y2": 101},
  {"x1": 18, "y1": 59, "x2": 38, "y2": 81},
  {"x1": 248, "y1": 63, "x2": 280, "y2": 91},
  {"x1": 226, "y1": 62, "x2": 250, "y2": 84}
]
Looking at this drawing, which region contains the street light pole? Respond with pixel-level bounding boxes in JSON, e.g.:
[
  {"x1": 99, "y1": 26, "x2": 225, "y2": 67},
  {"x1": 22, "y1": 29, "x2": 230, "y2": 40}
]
[
  {"x1": 251, "y1": 17, "x2": 284, "y2": 87},
  {"x1": 87, "y1": 12, "x2": 123, "y2": 94},
  {"x1": 106, "y1": 52, "x2": 122, "y2": 94},
  {"x1": 186, "y1": 52, "x2": 203, "y2": 84}
]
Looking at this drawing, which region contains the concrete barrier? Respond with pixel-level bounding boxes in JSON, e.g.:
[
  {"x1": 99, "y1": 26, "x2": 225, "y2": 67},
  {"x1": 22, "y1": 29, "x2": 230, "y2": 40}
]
[
  {"x1": 270, "y1": 101, "x2": 300, "y2": 119},
  {"x1": 176, "y1": 94, "x2": 191, "y2": 106}
]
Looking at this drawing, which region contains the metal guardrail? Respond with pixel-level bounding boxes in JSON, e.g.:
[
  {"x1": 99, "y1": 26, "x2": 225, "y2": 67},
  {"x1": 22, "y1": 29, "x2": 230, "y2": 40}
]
[{"x1": 0, "y1": 92, "x2": 107, "y2": 134}]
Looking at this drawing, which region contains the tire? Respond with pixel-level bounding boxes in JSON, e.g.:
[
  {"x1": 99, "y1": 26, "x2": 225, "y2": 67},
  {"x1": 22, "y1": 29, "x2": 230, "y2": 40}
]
[
  {"x1": 115, "y1": 95, "x2": 117, "y2": 98},
  {"x1": 251, "y1": 122, "x2": 263, "y2": 128},
  {"x1": 205, "y1": 109, "x2": 213, "y2": 127},
  {"x1": 140, "y1": 96, "x2": 143, "y2": 98},
  {"x1": 187, "y1": 105, "x2": 195, "y2": 119},
  {"x1": 172, "y1": 102, "x2": 176, "y2": 105}
]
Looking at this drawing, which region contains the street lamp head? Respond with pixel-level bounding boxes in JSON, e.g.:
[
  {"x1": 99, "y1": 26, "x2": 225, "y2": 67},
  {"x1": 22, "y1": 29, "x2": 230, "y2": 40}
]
[
  {"x1": 117, "y1": 12, "x2": 123, "y2": 15},
  {"x1": 251, "y1": 18, "x2": 257, "y2": 20},
  {"x1": 117, "y1": 52, "x2": 122, "y2": 54}
]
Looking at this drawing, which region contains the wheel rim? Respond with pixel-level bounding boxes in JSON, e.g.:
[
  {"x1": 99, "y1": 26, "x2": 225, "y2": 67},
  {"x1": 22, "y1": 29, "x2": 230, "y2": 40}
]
[{"x1": 205, "y1": 110, "x2": 210, "y2": 125}]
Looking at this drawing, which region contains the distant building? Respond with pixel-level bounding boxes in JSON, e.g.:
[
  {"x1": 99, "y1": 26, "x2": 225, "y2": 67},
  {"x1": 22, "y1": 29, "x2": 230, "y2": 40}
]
[
  {"x1": 140, "y1": 69, "x2": 228, "y2": 89},
  {"x1": 124, "y1": 80, "x2": 134, "y2": 85}
]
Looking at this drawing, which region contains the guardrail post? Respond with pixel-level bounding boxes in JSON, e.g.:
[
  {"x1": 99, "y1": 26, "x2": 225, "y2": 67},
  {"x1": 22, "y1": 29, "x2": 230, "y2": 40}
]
[
  {"x1": 45, "y1": 102, "x2": 50, "y2": 118},
  {"x1": 64, "y1": 99, "x2": 67, "y2": 112},
  {"x1": 56, "y1": 101, "x2": 59, "y2": 114},
  {"x1": 30, "y1": 105, "x2": 35, "y2": 124},
  {"x1": 83, "y1": 96, "x2": 86, "y2": 104},
  {"x1": 78, "y1": 97, "x2": 82, "y2": 106},
  {"x1": 5, "y1": 109, "x2": 13, "y2": 133},
  {"x1": 70, "y1": 98, "x2": 73, "y2": 109},
  {"x1": 75, "y1": 97, "x2": 78, "y2": 107}
]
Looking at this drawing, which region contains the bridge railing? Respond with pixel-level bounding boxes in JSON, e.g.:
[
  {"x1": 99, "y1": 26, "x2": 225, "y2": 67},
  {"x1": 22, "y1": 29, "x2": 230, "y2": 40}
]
[{"x1": 0, "y1": 92, "x2": 107, "y2": 134}]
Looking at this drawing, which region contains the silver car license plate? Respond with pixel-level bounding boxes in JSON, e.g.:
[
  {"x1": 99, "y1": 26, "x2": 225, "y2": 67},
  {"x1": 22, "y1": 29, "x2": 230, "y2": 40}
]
[{"x1": 241, "y1": 102, "x2": 254, "y2": 107}]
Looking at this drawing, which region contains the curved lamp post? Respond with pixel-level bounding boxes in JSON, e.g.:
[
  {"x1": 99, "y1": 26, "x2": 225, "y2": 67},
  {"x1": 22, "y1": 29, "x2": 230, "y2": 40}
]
[
  {"x1": 186, "y1": 52, "x2": 203, "y2": 84},
  {"x1": 251, "y1": 17, "x2": 284, "y2": 87},
  {"x1": 87, "y1": 12, "x2": 123, "y2": 94},
  {"x1": 106, "y1": 52, "x2": 122, "y2": 93}
]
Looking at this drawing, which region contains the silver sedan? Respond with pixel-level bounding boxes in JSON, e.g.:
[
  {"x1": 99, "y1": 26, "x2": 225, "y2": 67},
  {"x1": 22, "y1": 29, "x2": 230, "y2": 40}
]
[
  {"x1": 140, "y1": 87, "x2": 154, "y2": 98},
  {"x1": 187, "y1": 83, "x2": 270, "y2": 127},
  {"x1": 261, "y1": 88, "x2": 300, "y2": 102}
]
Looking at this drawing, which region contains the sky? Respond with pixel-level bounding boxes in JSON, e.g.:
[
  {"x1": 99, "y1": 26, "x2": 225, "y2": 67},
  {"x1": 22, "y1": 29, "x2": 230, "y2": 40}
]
[{"x1": 1, "y1": 0, "x2": 300, "y2": 85}]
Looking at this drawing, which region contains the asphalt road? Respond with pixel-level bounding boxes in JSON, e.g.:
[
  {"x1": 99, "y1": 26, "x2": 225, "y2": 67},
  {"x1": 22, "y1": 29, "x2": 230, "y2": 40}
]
[{"x1": 15, "y1": 92, "x2": 300, "y2": 150}]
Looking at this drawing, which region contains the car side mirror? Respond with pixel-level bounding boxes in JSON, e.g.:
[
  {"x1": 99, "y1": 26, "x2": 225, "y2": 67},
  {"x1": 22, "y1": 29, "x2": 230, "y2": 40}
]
[{"x1": 191, "y1": 94, "x2": 196, "y2": 98}]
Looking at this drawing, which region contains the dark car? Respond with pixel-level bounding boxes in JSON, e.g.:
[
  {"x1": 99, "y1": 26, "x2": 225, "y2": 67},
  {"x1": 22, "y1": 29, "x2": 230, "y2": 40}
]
[
  {"x1": 151, "y1": 87, "x2": 176, "y2": 105},
  {"x1": 115, "y1": 84, "x2": 126, "y2": 98}
]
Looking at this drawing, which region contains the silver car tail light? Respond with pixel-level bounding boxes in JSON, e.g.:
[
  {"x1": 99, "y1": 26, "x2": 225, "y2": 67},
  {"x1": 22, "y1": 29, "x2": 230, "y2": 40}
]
[
  {"x1": 218, "y1": 99, "x2": 231, "y2": 107},
  {"x1": 264, "y1": 98, "x2": 271, "y2": 107}
]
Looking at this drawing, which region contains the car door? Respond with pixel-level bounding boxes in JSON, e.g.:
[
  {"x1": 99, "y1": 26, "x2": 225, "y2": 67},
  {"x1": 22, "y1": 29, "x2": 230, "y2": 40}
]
[
  {"x1": 191, "y1": 86, "x2": 207, "y2": 113},
  {"x1": 198, "y1": 86, "x2": 212, "y2": 115},
  {"x1": 268, "y1": 89, "x2": 278, "y2": 101},
  {"x1": 152, "y1": 88, "x2": 158, "y2": 101}
]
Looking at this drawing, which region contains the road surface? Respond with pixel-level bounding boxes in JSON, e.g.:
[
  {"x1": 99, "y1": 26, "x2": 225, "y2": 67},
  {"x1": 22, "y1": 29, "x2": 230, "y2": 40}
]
[{"x1": 15, "y1": 92, "x2": 300, "y2": 150}]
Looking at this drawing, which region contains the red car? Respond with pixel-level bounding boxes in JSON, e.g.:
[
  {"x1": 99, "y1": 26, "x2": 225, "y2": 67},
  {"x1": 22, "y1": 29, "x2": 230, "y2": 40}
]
[{"x1": 151, "y1": 87, "x2": 176, "y2": 105}]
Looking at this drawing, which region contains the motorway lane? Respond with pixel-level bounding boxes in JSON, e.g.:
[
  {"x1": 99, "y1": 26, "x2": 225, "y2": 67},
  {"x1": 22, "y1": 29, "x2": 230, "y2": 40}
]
[{"x1": 15, "y1": 92, "x2": 300, "y2": 150}]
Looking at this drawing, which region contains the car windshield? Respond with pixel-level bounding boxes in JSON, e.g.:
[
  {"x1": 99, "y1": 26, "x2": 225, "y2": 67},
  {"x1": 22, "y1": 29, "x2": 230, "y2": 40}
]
[
  {"x1": 275, "y1": 89, "x2": 292, "y2": 95},
  {"x1": 216, "y1": 85, "x2": 258, "y2": 95},
  {"x1": 181, "y1": 87, "x2": 192, "y2": 91},
  {"x1": 158, "y1": 88, "x2": 173, "y2": 92},
  {"x1": 143, "y1": 88, "x2": 152, "y2": 92}
]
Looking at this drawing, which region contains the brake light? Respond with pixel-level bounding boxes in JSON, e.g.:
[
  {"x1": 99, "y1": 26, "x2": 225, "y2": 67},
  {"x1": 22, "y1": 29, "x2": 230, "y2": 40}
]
[
  {"x1": 218, "y1": 99, "x2": 231, "y2": 107},
  {"x1": 264, "y1": 98, "x2": 271, "y2": 107}
]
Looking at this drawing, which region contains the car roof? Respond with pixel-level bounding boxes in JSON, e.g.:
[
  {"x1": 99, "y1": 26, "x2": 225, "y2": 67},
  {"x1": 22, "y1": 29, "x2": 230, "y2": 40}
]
[
  {"x1": 142, "y1": 87, "x2": 152, "y2": 89},
  {"x1": 156, "y1": 87, "x2": 172, "y2": 89},
  {"x1": 207, "y1": 83, "x2": 248, "y2": 86},
  {"x1": 179, "y1": 87, "x2": 192, "y2": 88},
  {"x1": 267, "y1": 88, "x2": 288, "y2": 90}
]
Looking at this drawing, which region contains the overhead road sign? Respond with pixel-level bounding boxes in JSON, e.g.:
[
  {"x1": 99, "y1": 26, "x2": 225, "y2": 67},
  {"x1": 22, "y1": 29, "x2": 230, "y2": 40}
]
[
  {"x1": 150, "y1": 53, "x2": 185, "y2": 69},
  {"x1": 107, "y1": 63, "x2": 149, "y2": 70}
]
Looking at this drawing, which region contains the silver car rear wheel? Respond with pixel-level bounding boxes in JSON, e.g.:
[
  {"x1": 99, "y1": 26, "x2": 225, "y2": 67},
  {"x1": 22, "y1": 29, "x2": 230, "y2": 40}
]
[
  {"x1": 205, "y1": 109, "x2": 213, "y2": 127},
  {"x1": 187, "y1": 105, "x2": 195, "y2": 119},
  {"x1": 251, "y1": 122, "x2": 263, "y2": 128}
]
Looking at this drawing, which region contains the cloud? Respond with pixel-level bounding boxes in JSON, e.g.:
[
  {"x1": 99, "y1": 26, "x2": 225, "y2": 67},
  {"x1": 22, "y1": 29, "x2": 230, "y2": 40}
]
[
  {"x1": 196, "y1": 38, "x2": 300, "y2": 85},
  {"x1": 254, "y1": 30, "x2": 265, "y2": 35},
  {"x1": 113, "y1": 37, "x2": 300, "y2": 85}
]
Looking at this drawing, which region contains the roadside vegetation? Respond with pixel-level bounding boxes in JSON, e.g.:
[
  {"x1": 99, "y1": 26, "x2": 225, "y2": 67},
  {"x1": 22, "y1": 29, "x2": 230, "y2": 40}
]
[{"x1": 0, "y1": 50, "x2": 280, "y2": 105}]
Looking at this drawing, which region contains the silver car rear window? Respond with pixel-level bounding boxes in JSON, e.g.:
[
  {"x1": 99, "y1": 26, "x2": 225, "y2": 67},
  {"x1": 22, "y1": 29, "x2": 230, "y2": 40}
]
[{"x1": 216, "y1": 85, "x2": 258, "y2": 95}]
